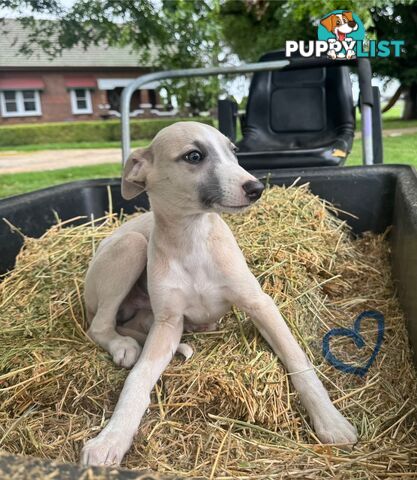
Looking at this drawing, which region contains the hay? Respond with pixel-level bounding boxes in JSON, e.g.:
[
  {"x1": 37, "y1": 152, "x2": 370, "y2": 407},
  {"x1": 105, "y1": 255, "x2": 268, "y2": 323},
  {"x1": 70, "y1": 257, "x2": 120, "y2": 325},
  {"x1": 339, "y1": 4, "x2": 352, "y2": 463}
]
[{"x1": 0, "y1": 183, "x2": 416, "y2": 479}]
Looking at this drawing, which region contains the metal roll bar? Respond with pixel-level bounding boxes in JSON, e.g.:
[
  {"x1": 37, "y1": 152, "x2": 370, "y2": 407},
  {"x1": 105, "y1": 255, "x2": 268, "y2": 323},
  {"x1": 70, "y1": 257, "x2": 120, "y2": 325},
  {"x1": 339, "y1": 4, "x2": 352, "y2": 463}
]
[
  {"x1": 121, "y1": 57, "x2": 375, "y2": 166},
  {"x1": 121, "y1": 60, "x2": 289, "y2": 165}
]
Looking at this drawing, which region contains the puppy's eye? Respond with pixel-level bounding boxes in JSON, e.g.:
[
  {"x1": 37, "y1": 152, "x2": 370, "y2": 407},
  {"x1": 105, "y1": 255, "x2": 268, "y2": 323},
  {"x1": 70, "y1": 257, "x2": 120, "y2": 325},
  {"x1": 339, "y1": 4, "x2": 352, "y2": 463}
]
[
  {"x1": 184, "y1": 150, "x2": 203, "y2": 164},
  {"x1": 336, "y1": 20, "x2": 341, "y2": 25}
]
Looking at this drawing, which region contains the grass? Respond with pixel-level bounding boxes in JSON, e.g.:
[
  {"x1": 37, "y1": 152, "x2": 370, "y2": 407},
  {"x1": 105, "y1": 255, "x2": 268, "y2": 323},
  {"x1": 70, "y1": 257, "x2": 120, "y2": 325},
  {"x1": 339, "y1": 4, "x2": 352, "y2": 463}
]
[
  {"x1": 1, "y1": 107, "x2": 415, "y2": 154},
  {"x1": 1, "y1": 134, "x2": 417, "y2": 198},
  {"x1": 1, "y1": 133, "x2": 416, "y2": 198},
  {"x1": 0, "y1": 163, "x2": 121, "y2": 198},
  {"x1": 1, "y1": 107, "x2": 417, "y2": 198},
  {"x1": 348, "y1": 132, "x2": 417, "y2": 166},
  {"x1": 356, "y1": 104, "x2": 417, "y2": 131},
  {"x1": 0, "y1": 139, "x2": 150, "y2": 152},
  {"x1": 381, "y1": 117, "x2": 417, "y2": 130}
]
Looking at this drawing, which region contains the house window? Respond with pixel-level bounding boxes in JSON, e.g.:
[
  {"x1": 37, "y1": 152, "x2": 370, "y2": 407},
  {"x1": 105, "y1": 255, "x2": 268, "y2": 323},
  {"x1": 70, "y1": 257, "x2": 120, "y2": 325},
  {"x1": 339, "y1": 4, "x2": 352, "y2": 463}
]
[
  {"x1": 70, "y1": 89, "x2": 93, "y2": 114},
  {"x1": 0, "y1": 90, "x2": 42, "y2": 117}
]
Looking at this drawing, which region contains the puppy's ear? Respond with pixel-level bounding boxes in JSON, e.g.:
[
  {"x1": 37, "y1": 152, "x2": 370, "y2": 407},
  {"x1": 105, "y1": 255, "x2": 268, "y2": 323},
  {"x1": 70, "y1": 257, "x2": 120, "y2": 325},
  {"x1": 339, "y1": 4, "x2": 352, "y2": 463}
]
[
  {"x1": 320, "y1": 14, "x2": 335, "y2": 32},
  {"x1": 344, "y1": 11, "x2": 353, "y2": 22},
  {"x1": 121, "y1": 148, "x2": 152, "y2": 200}
]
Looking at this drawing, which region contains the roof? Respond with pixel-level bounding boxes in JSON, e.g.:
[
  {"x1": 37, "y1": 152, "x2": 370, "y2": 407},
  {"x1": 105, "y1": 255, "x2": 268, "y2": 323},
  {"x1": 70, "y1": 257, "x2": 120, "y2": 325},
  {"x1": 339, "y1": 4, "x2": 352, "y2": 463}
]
[{"x1": 0, "y1": 19, "x2": 157, "y2": 69}]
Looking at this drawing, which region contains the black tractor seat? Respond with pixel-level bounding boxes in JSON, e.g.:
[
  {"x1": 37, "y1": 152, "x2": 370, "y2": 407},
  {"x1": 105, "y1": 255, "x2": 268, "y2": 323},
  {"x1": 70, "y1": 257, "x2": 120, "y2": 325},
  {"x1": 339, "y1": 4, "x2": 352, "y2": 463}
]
[{"x1": 219, "y1": 50, "x2": 357, "y2": 169}]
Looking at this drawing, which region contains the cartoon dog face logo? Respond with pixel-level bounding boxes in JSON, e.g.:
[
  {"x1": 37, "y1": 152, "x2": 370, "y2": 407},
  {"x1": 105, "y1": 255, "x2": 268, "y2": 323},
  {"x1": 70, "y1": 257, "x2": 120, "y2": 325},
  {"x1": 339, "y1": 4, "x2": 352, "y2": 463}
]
[
  {"x1": 320, "y1": 11, "x2": 358, "y2": 41},
  {"x1": 319, "y1": 11, "x2": 359, "y2": 59}
]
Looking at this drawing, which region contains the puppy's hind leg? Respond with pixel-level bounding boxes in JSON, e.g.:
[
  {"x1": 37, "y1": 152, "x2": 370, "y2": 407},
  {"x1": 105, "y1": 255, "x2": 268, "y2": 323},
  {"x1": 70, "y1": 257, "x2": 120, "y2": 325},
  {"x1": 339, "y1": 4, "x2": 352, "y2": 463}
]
[
  {"x1": 117, "y1": 313, "x2": 194, "y2": 360},
  {"x1": 85, "y1": 232, "x2": 148, "y2": 368}
]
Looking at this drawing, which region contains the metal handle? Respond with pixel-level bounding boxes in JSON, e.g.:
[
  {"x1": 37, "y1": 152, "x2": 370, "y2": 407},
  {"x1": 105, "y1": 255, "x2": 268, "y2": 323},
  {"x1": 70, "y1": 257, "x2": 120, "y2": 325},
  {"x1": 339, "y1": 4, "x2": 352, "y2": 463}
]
[{"x1": 121, "y1": 60, "x2": 289, "y2": 165}]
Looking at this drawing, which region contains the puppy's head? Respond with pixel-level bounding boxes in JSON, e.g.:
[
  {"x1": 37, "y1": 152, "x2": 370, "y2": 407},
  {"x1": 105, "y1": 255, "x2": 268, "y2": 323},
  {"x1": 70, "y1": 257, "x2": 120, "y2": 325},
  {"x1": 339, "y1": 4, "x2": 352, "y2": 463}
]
[{"x1": 122, "y1": 121, "x2": 264, "y2": 215}]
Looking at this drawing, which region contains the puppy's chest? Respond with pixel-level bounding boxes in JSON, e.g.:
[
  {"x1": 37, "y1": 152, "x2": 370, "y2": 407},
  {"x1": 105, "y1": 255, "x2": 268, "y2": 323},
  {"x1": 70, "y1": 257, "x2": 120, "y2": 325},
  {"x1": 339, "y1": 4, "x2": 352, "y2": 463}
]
[
  {"x1": 169, "y1": 248, "x2": 223, "y2": 294},
  {"x1": 168, "y1": 247, "x2": 230, "y2": 320}
]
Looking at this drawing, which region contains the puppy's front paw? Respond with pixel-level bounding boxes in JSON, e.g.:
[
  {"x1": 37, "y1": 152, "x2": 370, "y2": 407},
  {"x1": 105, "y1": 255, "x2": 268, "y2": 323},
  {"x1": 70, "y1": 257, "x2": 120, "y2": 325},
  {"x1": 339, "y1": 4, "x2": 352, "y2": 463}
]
[
  {"x1": 81, "y1": 430, "x2": 132, "y2": 467},
  {"x1": 313, "y1": 408, "x2": 358, "y2": 445},
  {"x1": 109, "y1": 336, "x2": 141, "y2": 368}
]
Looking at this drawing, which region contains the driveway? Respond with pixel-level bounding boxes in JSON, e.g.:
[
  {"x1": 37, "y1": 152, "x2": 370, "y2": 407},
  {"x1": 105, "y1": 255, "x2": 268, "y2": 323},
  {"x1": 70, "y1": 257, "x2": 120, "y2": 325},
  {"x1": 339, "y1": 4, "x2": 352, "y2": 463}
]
[
  {"x1": 0, "y1": 148, "x2": 121, "y2": 174},
  {"x1": 354, "y1": 126, "x2": 417, "y2": 139}
]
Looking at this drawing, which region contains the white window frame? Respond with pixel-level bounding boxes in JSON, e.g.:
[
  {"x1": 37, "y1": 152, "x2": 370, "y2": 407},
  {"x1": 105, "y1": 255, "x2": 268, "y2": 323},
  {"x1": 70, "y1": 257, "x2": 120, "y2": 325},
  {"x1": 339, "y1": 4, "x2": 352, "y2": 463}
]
[
  {"x1": 70, "y1": 88, "x2": 93, "y2": 115},
  {"x1": 0, "y1": 90, "x2": 42, "y2": 117}
]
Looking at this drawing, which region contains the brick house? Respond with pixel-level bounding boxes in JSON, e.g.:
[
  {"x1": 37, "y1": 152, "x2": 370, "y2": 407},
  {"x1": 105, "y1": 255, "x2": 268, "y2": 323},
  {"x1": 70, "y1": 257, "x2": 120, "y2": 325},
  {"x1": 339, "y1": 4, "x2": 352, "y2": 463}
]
[{"x1": 0, "y1": 19, "x2": 170, "y2": 125}]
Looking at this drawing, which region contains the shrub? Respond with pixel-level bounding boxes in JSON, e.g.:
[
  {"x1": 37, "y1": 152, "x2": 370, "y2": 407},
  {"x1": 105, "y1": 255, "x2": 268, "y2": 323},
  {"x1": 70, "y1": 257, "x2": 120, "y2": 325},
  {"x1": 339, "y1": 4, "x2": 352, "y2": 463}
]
[{"x1": 0, "y1": 117, "x2": 214, "y2": 147}]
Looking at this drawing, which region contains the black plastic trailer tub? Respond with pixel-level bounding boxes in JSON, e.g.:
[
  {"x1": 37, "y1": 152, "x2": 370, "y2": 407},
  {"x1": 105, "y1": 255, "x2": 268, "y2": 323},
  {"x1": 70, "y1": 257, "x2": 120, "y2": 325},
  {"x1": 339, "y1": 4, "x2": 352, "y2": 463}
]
[
  {"x1": 1, "y1": 165, "x2": 416, "y2": 363},
  {"x1": 0, "y1": 164, "x2": 417, "y2": 478}
]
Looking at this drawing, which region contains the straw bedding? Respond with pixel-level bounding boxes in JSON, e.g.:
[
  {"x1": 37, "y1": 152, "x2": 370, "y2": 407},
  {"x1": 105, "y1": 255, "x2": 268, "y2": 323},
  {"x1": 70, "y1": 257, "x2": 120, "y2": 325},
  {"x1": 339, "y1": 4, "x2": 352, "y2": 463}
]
[{"x1": 0, "y1": 184, "x2": 416, "y2": 479}]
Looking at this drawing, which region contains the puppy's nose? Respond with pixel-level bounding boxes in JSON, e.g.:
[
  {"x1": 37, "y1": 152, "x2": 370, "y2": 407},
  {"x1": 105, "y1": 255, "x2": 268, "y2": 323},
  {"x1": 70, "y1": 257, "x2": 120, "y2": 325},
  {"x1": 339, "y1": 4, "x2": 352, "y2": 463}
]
[
  {"x1": 242, "y1": 180, "x2": 264, "y2": 201},
  {"x1": 348, "y1": 20, "x2": 356, "y2": 27}
]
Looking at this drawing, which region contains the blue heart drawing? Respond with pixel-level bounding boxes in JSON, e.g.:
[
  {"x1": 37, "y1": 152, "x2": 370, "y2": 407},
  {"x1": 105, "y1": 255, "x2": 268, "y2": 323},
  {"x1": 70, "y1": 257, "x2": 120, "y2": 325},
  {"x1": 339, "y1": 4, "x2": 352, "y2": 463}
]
[{"x1": 322, "y1": 310, "x2": 384, "y2": 377}]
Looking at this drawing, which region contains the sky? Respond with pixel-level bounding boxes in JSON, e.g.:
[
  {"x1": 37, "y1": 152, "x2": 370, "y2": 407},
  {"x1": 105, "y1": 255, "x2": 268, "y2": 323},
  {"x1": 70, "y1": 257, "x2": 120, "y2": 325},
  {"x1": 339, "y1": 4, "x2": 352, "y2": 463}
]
[{"x1": 0, "y1": 0, "x2": 76, "y2": 18}]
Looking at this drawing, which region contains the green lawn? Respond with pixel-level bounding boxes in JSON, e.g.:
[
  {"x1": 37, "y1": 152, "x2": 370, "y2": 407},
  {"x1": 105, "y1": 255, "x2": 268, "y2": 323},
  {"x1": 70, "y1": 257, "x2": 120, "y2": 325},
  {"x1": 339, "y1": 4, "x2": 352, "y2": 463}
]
[
  {"x1": 381, "y1": 117, "x2": 417, "y2": 130},
  {"x1": 0, "y1": 163, "x2": 121, "y2": 199},
  {"x1": 1, "y1": 106, "x2": 417, "y2": 199},
  {"x1": 356, "y1": 104, "x2": 417, "y2": 131},
  {"x1": 0, "y1": 107, "x2": 415, "y2": 154},
  {"x1": 1, "y1": 133, "x2": 416, "y2": 199},
  {"x1": 348, "y1": 132, "x2": 417, "y2": 166},
  {"x1": 0, "y1": 139, "x2": 150, "y2": 152}
]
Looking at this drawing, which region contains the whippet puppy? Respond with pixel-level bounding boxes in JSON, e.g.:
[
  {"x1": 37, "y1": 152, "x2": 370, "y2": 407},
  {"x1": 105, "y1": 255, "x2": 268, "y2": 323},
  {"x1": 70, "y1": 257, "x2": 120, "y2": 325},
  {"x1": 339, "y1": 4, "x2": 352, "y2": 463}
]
[{"x1": 81, "y1": 121, "x2": 357, "y2": 466}]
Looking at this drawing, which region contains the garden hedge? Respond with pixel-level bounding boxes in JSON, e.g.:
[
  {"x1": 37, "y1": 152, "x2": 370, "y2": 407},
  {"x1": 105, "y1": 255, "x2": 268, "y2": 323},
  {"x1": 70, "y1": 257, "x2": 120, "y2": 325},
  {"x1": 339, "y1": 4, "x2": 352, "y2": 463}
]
[{"x1": 0, "y1": 117, "x2": 214, "y2": 147}]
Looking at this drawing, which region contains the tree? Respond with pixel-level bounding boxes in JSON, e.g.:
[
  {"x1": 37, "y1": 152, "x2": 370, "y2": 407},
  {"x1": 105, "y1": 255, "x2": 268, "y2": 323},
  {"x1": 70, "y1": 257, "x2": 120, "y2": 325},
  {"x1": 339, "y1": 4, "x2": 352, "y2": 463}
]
[
  {"x1": 218, "y1": 0, "x2": 373, "y2": 63},
  {"x1": 154, "y1": 0, "x2": 222, "y2": 115},
  {"x1": 3, "y1": 0, "x2": 417, "y2": 118},
  {"x1": 370, "y1": 2, "x2": 417, "y2": 119},
  {"x1": 219, "y1": 0, "x2": 417, "y2": 119},
  {"x1": 0, "y1": 0, "x2": 223, "y2": 114}
]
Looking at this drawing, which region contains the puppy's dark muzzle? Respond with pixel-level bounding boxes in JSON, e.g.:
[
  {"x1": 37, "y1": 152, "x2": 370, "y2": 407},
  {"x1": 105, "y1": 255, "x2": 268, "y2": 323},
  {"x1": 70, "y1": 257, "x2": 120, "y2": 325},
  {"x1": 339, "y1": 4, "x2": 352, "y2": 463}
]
[
  {"x1": 242, "y1": 180, "x2": 264, "y2": 202},
  {"x1": 348, "y1": 20, "x2": 356, "y2": 28}
]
